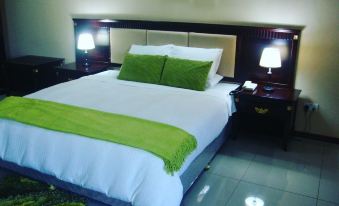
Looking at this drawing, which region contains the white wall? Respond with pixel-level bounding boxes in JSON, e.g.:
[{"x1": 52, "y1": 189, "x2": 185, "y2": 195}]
[{"x1": 4, "y1": 0, "x2": 339, "y2": 138}]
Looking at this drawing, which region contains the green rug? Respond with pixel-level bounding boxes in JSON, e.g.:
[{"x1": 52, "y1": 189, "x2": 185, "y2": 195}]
[{"x1": 0, "y1": 174, "x2": 86, "y2": 206}]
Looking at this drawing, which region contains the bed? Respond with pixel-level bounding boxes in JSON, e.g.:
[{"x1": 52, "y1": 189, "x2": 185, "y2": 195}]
[
  {"x1": 0, "y1": 70, "x2": 238, "y2": 205},
  {"x1": 0, "y1": 19, "x2": 301, "y2": 206}
]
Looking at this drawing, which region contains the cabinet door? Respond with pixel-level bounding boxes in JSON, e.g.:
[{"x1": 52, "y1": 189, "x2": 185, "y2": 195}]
[
  {"x1": 6, "y1": 64, "x2": 36, "y2": 95},
  {"x1": 35, "y1": 66, "x2": 58, "y2": 90}
]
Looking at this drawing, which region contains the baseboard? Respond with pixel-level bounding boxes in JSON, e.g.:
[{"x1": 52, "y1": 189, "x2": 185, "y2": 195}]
[{"x1": 293, "y1": 131, "x2": 339, "y2": 144}]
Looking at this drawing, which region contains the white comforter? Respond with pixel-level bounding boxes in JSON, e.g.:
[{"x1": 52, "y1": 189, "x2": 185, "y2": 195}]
[{"x1": 0, "y1": 70, "x2": 238, "y2": 206}]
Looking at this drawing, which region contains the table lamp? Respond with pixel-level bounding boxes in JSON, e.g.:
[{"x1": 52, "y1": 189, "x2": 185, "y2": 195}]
[
  {"x1": 259, "y1": 47, "x2": 281, "y2": 92},
  {"x1": 77, "y1": 33, "x2": 95, "y2": 67}
]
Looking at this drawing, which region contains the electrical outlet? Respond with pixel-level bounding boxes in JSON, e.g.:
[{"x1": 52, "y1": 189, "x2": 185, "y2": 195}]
[{"x1": 304, "y1": 103, "x2": 319, "y2": 112}]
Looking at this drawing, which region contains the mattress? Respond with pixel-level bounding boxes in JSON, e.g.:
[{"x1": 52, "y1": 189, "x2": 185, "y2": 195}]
[{"x1": 0, "y1": 70, "x2": 239, "y2": 206}]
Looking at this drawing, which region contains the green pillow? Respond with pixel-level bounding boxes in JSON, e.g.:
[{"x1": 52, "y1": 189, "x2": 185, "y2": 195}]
[
  {"x1": 160, "y1": 57, "x2": 212, "y2": 91},
  {"x1": 118, "y1": 53, "x2": 166, "y2": 84}
]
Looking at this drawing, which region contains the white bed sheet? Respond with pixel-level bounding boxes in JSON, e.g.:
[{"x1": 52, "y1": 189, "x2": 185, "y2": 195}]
[{"x1": 0, "y1": 70, "x2": 239, "y2": 206}]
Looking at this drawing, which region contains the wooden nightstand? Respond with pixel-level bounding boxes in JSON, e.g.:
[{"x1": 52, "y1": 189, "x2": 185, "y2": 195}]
[
  {"x1": 233, "y1": 84, "x2": 301, "y2": 150},
  {"x1": 56, "y1": 62, "x2": 109, "y2": 83},
  {"x1": 4, "y1": 55, "x2": 64, "y2": 96}
]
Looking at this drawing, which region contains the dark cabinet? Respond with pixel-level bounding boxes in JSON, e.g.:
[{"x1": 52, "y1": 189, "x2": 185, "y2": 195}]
[
  {"x1": 5, "y1": 55, "x2": 64, "y2": 96},
  {"x1": 233, "y1": 84, "x2": 301, "y2": 150},
  {"x1": 56, "y1": 62, "x2": 109, "y2": 83}
]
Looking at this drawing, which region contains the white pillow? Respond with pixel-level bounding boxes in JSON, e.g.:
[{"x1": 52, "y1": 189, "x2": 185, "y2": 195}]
[
  {"x1": 129, "y1": 44, "x2": 173, "y2": 56},
  {"x1": 207, "y1": 74, "x2": 224, "y2": 88},
  {"x1": 169, "y1": 45, "x2": 223, "y2": 86}
]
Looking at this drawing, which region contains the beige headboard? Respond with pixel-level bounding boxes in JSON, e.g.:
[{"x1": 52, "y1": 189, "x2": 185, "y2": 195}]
[
  {"x1": 110, "y1": 28, "x2": 147, "y2": 64},
  {"x1": 110, "y1": 28, "x2": 237, "y2": 77},
  {"x1": 147, "y1": 30, "x2": 188, "y2": 46},
  {"x1": 189, "y1": 33, "x2": 236, "y2": 77}
]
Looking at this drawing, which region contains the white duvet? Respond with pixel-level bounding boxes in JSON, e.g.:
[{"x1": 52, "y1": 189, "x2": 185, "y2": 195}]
[{"x1": 0, "y1": 70, "x2": 238, "y2": 206}]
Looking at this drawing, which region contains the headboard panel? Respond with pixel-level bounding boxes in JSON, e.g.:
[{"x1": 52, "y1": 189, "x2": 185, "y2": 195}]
[
  {"x1": 110, "y1": 28, "x2": 146, "y2": 64},
  {"x1": 189, "y1": 33, "x2": 236, "y2": 77},
  {"x1": 147, "y1": 30, "x2": 188, "y2": 46},
  {"x1": 108, "y1": 28, "x2": 237, "y2": 77},
  {"x1": 73, "y1": 19, "x2": 301, "y2": 88}
]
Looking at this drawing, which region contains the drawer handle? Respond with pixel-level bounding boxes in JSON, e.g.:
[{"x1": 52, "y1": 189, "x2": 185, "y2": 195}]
[{"x1": 254, "y1": 107, "x2": 269, "y2": 114}]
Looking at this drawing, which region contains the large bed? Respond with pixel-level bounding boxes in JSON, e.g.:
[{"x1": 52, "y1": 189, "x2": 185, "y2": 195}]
[
  {"x1": 0, "y1": 19, "x2": 300, "y2": 206},
  {"x1": 0, "y1": 70, "x2": 238, "y2": 205}
]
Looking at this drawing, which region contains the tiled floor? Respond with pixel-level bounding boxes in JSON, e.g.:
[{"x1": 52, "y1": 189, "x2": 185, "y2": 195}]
[
  {"x1": 182, "y1": 133, "x2": 339, "y2": 206},
  {"x1": 1, "y1": 133, "x2": 338, "y2": 206}
]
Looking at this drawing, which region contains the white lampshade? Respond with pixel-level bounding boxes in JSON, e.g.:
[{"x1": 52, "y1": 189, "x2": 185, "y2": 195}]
[
  {"x1": 259, "y1": 48, "x2": 281, "y2": 68},
  {"x1": 77, "y1": 33, "x2": 95, "y2": 50}
]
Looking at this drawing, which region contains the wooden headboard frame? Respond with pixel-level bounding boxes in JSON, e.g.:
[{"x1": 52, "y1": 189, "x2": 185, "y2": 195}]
[{"x1": 73, "y1": 19, "x2": 301, "y2": 88}]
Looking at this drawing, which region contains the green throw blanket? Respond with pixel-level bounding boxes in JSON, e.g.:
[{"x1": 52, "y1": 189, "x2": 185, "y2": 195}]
[{"x1": 0, "y1": 96, "x2": 197, "y2": 174}]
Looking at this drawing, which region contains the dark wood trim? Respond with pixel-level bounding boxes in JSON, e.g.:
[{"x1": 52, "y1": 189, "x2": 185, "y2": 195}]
[
  {"x1": 73, "y1": 19, "x2": 302, "y2": 89},
  {"x1": 293, "y1": 131, "x2": 339, "y2": 144}
]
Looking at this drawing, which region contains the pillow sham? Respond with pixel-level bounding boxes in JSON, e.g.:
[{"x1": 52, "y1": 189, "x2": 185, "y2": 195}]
[
  {"x1": 118, "y1": 53, "x2": 166, "y2": 84},
  {"x1": 129, "y1": 44, "x2": 173, "y2": 56},
  {"x1": 160, "y1": 57, "x2": 212, "y2": 91},
  {"x1": 169, "y1": 45, "x2": 223, "y2": 86}
]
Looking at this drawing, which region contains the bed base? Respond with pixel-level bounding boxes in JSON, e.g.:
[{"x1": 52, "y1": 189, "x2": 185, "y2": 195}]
[
  {"x1": 181, "y1": 117, "x2": 232, "y2": 193},
  {"x1": 0, "y1": 118, "x2": 233, "y2": 205}
]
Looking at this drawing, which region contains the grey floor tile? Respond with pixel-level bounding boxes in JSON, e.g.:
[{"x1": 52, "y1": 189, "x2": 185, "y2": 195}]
[
  {"x1": 242, "y1": 140, "x2": 322, "y2": 198},
  {"x1": 182, "y1": 172, "x2": 238, "y2": 206},
  {"x1": 207, "y1": 135, "x2": 259, "y2": 179},
  {"x1": 322, "y1": 143, "x2": 339, "y2": 170},
  {"x1": 232, "y1": 133, "x2": 279, "y2": 153},
  {"x1": 226, "y1": 181, "x2": 317, "y2": 206},
  {"x1": 280, "y1": 138, "x2": 324, "y2": 166},
  {"x1": 208, "y1": 149, "x2": 254, "y2": 179},
  {"x1": 319, "y1": 168, "x2": 339, "y2": 204},
  {"x1": 317, "y1": 200, "x2": 339, "y2": 206}
]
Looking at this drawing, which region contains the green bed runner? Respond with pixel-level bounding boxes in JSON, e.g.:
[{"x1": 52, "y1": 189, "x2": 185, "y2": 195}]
[{"x1": 0, "y1": 96, "x2": 197, "y2": 174}]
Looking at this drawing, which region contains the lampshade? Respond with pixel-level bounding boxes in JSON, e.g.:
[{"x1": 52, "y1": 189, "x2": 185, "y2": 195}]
[
  {"x1": 77, "y1": 33, "x2": 95, "y2": 50},
  {"x1": 259, "y1": 48, "x2": 281, "y2": 68}
]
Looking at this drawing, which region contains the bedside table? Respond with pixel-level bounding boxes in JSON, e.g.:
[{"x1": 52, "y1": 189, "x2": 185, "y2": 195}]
[
  {"x1": 4, "y1": 55, "x2": 64, "y2": 96},
  {"x1": 56, "y1": 62, "x2": 109, "y2": 83},
  {"x1": 233, "y1": 84, "x2": 301, "y2": 150}
]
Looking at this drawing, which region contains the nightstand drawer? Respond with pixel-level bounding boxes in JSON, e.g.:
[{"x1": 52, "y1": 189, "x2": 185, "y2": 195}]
[{"x1": 236, "y1": 96, "x2": 293, "y2": 117}]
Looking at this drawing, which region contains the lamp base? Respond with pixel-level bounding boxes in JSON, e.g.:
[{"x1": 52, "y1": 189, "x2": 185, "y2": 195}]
[
  {"x1": 263, "y1": 85, "x2": 274, "y2": 92},
  {"x1": 82, "y1": 50, "x2": 91, "y2": 69},
  {"x1": 82, "y1": 61, "x2": 91, "y2": 67}
]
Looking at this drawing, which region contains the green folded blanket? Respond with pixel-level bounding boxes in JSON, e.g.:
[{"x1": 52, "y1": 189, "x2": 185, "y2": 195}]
[{"x1": 0, "y1": 96, "x2": 197, "y2": 174}]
